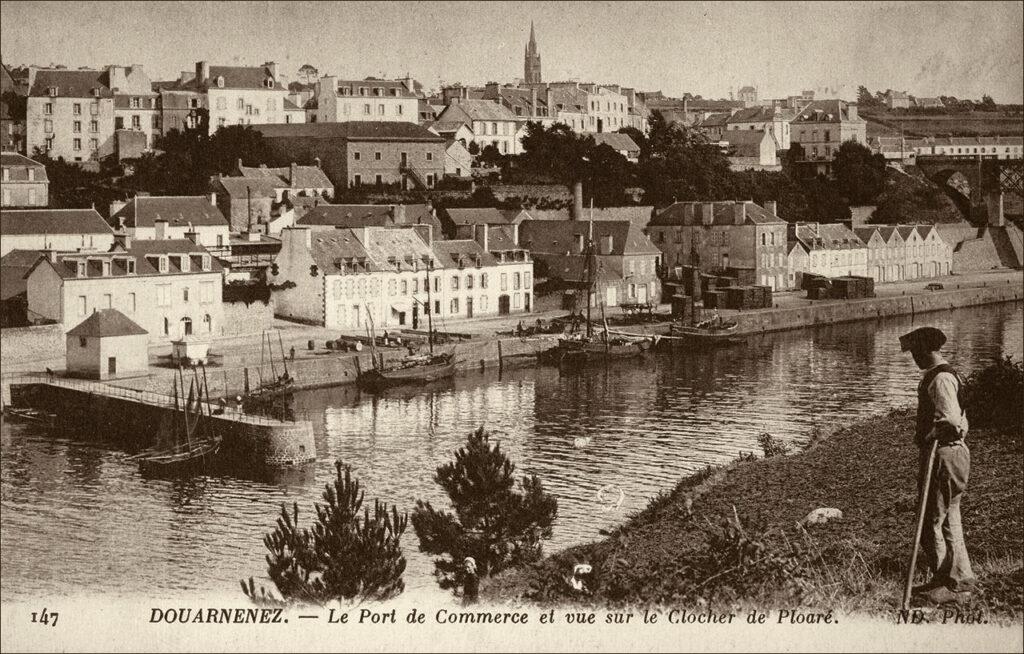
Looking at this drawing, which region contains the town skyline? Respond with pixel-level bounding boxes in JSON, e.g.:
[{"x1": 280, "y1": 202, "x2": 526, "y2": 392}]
[{"x1": 1, "y1": 0, "x2": 1022, "y2": 103}]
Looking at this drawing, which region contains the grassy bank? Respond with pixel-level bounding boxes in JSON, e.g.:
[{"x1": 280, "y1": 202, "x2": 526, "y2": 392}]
[{"x1": 486, "y1": 407, "x2": 1023, "y2": 620}]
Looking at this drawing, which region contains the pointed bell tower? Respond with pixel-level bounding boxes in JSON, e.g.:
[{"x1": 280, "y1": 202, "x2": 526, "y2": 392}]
[{"x1": 524, "y1": 21, "x2": 542, "y2": 85}]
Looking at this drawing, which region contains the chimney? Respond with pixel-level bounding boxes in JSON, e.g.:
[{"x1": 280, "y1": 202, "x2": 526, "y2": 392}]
[
  {"x1": 474, "y1": 223, "x2": 489, "y2": 252},
  {"x1": 412, "y1": 224, "x2": 433, "y2": 246},
  {"x1": 185, "y1": 229, "x2": 199, "y2": 244},
  {"x1": 485, "y1": 81, "x2": 500, "y2": 97},
  {"x1": 764, "y1": 200, "x2": 778, "y2": 217},
  {"x1": 393, "y1": 204, "x2": 407, "y2": 223},
  {"x1": 289, "y1": 162, "x2": 298, "y2": 187},
  {"x1": 358, "y1": 226, "x2": 370, "y2": 245},
  {"x1": 196, "y1": 61, "x2": 210, "y2": 84},
  {"x1": 113, "y1": 233, "x2": 132, "y2": 250},
  {"x1": 847, "y1": 103, "x2": 858, "y2": 121},
  {"x1": 733, "y1": 201, "x2": 746, "y2": 225},
  {"x1": 247, "y1": 230, "x2": 261, "y2": 242},
  {"x1": 701, "y1": 203, "x2": 714, "y2": 226},
  {"x1": 45, "y1": 249, "x2": 58, "y2": 263},
  {"x1": 530, "y1": 87, "x2": 538, "y2": 116},
  {"x1": 236, "y1": 157, "x2": 243, "y2": 172},
  {"x1": 572, "y1": 181, "x2": 584, "y2": 221},
  {"x1": 682, "y1": 203, "x2": 694, "y2": 224},
  {"x1": 209, "y1": 192, "x2": 217, "y2": 207},
  {"x1": 314, "y1": 156, "x2": 321, "y2": 168},
  {"x1": 264, "y1": 61, "x2": 278, "y2": 81},
  {"x1": 154, "y1": 218, "x2": 168, "y2": 240}
]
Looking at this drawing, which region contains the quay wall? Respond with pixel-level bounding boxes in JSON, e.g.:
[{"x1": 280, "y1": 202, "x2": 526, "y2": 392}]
[
  {"x1": 221, "y1": 299, "x2": 276, "y2": 338},
  {"x1": 730, "y1": 282, "x2": 1022, "y2": 335},
  {"x1": 9, "y1": 382, "x2": 316, "y2": 467}
]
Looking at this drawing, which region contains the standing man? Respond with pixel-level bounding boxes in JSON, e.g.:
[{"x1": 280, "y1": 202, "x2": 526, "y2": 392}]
[{"x1": 900, "y1": 326, "x2": 976, "y2": 604}]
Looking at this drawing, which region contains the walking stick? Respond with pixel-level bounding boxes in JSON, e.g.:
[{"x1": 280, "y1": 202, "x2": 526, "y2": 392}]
[{"x1": 902, "y1": 438, "x2": 939, "y2": 610}]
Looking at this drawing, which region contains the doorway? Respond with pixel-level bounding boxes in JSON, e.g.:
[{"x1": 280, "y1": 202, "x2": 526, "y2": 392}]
[
  {"x1": 524, "y1": 293, "x2": 531, "y2": 312},
  {"x1": 498, "y1": 295, "x2": 510, "y2": 315},
  {"x1": 412, "y1": 305, "x2": 419, "y2": 329},
  {"x1": 108, "y1": 357, "x2": 117, "y2": 376},
  {"x1": 466, "y1": 297, "x2": 473, "y2": 319}
]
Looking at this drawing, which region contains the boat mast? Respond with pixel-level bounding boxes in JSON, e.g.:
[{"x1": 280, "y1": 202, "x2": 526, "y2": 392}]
[
  {"x1": 365, "y1": 304, "x2": 379, "y2": 370},
  {"x1": 425, "y1": 260, "x2": 434, "y2": 354},
  {"x1": 585, "y1": 200, "x2": 595, "y2": 339}
]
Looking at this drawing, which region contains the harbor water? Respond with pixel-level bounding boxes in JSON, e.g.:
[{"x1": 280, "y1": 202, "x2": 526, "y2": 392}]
[{"x1": 2, "y1": 302, "x2": 1021, "y2": 601}]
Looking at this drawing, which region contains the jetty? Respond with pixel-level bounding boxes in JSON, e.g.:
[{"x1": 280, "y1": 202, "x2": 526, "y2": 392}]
[{"x1": 7, "y1": 375, "x2": 316, "y2": 468}]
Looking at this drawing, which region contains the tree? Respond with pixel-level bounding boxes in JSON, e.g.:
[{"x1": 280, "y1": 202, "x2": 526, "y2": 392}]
[
  {"x1": 832, "y1": 140, "x2": 886, "y2": 205},
  {"x1": 412, "y1": 427, "x2": 557, "y2": 592},
  {"x1": 241, "y1": 462, "x2": 408, "y2": 605},
  {"x1": 979, "y1": 94, "x2": 997, "y2": 111},
  {"x1": 30, "y1": 149, "x2": 130, "y2": 210},
  {"x1": 467, "y1": 141, "x2": 480, "y2": 156},
  {"x1": 298, "y1": 64, "x2": 319, "y2": 85},
  {"x1": 479, "y1": 144, "x2": 504, "y2": 168},
  {"x1": 617, "y1": 126, "x2": 648, "y2": 161},
  {"x1": 584, "y1": 144, "x2": 633, "y2": 207},
  {"x1": 638, "y1": 110, "x2": 735, "y2": 205}
]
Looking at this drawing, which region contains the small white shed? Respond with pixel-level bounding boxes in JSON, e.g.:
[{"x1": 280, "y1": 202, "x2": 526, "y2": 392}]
[{"x1": 66, "y1": 309, "x2": 149, "y2": 379}]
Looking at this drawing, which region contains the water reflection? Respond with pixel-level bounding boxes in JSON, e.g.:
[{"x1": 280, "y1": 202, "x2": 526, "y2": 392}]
[{"x1": 1, "y1": 302, "x2": 1021, "y2": 600}]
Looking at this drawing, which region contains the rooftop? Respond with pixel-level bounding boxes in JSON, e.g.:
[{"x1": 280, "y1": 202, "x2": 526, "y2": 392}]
[
  {"x1": 67, "y1": 308, "x2": 148, "y2": 337},
  {"x1": 1, "y1": 208, "x2": 114, "y2": 236},
  {"x1": 1, "y1": 153, "x2": 49, "y2": 183},
  {"x1": 252, "y1": 121, "x2": 443, "y2": 142},
  {"x1": 29, "y1": 68, "x2": 111, "y2": 98},
  {"x1": 111, "y1": 196, "x2": 228, "y2": 229},
  {"x1": 237, "y1": 163, "x2": 333, "y2": 189},
  {"x1": 649, "y1": 201, "x2": 785, "y2": 227}
]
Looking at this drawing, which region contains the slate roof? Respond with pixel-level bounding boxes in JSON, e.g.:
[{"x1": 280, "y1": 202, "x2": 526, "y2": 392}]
[
  {"x1": 725, "y1": 105, "x2": 796, "y2": 123},
  {"x1": 67, "y1": 308, "x2": 147, "y2": 337},
  {"x1": 444, "y1": 208, "x2": 523, "y2": 226},
  {"x1": 253, "y1": 121, "x2": 443, "y2": 142},
  {"x1": 592, "y1": 132, "x2": 640, "y2": 153},
  {"x1": 436, "y1": 100, "x2": 518, "y2": 124},
  {"x1": 519, "y1": 220, "x2": 661, "y2": 257},
  {"x1": 361, "y1": 227, "x2": 438, "y2": 271},
  {"x1": 199, "y1": 65, "x2": 284, "y2": 91},
  {"x1": 298, "y1": 204, "x2": 438, "y2": 231},
  {"x1": 723, "y1": 129, "x2": 776, "y2": 158},
  {"x1": 431, "y1": 239, "x2": 498, "y2": 268},
  {"x1": 792, "y1": 100, "x2": 863, "y2": 124},
  {"x1": 214, "y1": 176, "x2": 281, "y2": 199},
  {"x1": 331, "y1": 79, "x2": 417, "y2": 98},
  {"x1": 111, "y1": 196, "x2": 228, "y2": 229},
  {"x1": 238, "y1": 164, "x2": 333, "y2": 189},
  {"x1": 28, "y1": 69, "x2": 111, "y2": 97},
  {"x1": 526, "y1": 207, "x2": 655, "y2": 228},
  {"x1": 0, "y1": 249, "x2": 45, "y2": 300},
  {"x1": 308, "y1": 228, "x2": 379, "y2": 273},
  {"x1": 1, "y1": 209, "x2": 114, "y2": 235},
  {"x1": 30, "y1": 238, "x2": 222, "y2": 280},
  {"x1": 791, "y1": 223, "x2": 866, "y2": 250},
  {"x1": 649, "y1": 201, "x2": 785, "y2": 227},
  {"x1": 697, "y1": 112, "x2": 730, "y2": 128},
  {"x1": 1, "y1": 153, "x2": 48, "y2": 181}
]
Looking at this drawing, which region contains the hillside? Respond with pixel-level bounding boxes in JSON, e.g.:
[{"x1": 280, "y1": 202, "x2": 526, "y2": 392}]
[
  {"x1": 863, "y1": 110, "x2": 1024, "y2": 139},
  {"x1": 871, "y1": 166, "x2": 967, "y2": 224}
]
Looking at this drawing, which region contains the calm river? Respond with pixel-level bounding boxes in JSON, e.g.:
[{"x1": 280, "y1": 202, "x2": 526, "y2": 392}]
[{"x1": 2, "y1": 302, "x2": 1021, "y2": 601}]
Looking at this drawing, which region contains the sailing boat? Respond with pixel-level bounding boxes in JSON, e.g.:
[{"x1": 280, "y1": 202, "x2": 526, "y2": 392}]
[
  {"x1": 550, "y1": 207, "x2": 653, "y2": 367},
  {"x1": 138, "y1": 366, "x2": 221, "y2": 476},
  {"x1": 356, "y1": 262, "x2": 455, "y2": 392},
  {"x1": 242, "y1": 330, "x2": 294, "y2": 415}
]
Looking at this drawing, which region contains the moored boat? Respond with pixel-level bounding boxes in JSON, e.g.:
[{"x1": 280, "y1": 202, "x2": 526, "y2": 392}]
[
  {"x1": 667, "y1": 319, "x2": 744, "y2": 347},
  {"x1": 357, "y1": 352, "x2": 456, "y2": 391},
  {"x1": 137, "y1": 366, "x2": 221, "y2": 477}
]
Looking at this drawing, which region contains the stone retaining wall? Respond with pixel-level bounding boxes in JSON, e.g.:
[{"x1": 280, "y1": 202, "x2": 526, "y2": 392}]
[{"x1": 1, "y1": 324, "x2": 65, "y2": 364}]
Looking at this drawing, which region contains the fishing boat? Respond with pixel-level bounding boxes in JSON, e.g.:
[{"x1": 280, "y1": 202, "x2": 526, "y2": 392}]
[
  {"x1": 241, "y1": 331, "x2": 295, "y2": 418},
  {"x1": 3, "y1": 407, "x2": 56, "y2": 425},
  {"x1": 356, "y1": 263, "x2": 457, "y2": 392},
  {"x1": 667, "y1": 316, "x2": 744, "y2": 347},
  {"x1": 546, "y1": 212, "x2": 652, "y2": 367},
  {"x1": 138, "y1": 366, "x2": 221, "y2": 477}
]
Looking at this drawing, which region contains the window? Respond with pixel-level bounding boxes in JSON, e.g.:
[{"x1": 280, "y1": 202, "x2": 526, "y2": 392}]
[
  {"x1": 426, "y1": 152, "x2": 433, "y2": 161},
  {"x1": 44, "y1": 103, "x2": 53, "y2": 115},
  {"x1": 73, "y1": 138, "x2": 82, "y2": 151},
  {"x1": 267, "y1": 98, "x2": 276, "y2": 111},
  {"x1": 500, "y1": 273, "x2": 508, "y2": 291},
  {"x1": 78, "y1": 295, "x2": 87, "y2": 316},
  {"x1": 466, "y1": 274, "x2": 474, "y2": 289},
  {"x1": 102, "y1": 261, "x2": 111, "y2": 276},
  {"x1": 203, "y1": 314, "x2": 212, "y2": 333},
  {"x1": 128, "y1": 292, "x2": 136, "y2": 313},
  {"x1": 450, "y1": 298, "x2": 459, "y2": 314},
  {"x1": 352, "y1": 174, "x2": 361, "y2": 186},
  {"x1": 237, "y1": 98, "x2": 245, "y2": 110},
  {"x1": 216, "y1": 97, "x2": 226, "y2": 110},
  {"x1": 525, "y1": 272, "x2": 532, "y2": 288},
  {"x1": 401, "y1": 280, "x2": 408, "y2": 295},
  {"x1": 397, "y1": 105, "x2": 404, "y2": 115},
  {"x1": 374, "y1": 151, "x2": 382, "y2": 161},
  {"x1": 218, "y1": 117, "x2": 226, "y2": 127},
  {"x1": 183, "y1": 287, "x2": 190, "y2": 303},
  {"x1": 378, "y1": 104, "x2": 385, "y2": 115},
  {"x1": 130, "y1": 97, "x2": 140, "y2": 109},
  {"x1": 480, "y1": 295, "x2": 488, "y2": 311},
  {"x1": 73, "y1": 103, "x2": 82, "y2": 115},
  {"x1": 513, "y1": 272, "x2": 521, "y2": 290},
  {"x1": 388, "y1": 279, "x2": 397, "y2": 296},
  {"x1": 131, "y1": 115, "x2": 141, "y2": 129},
  {"x1": 363, "y1": 104, "x2": 371, "y2": 115},
  {"x1": 90, "y1": 120, "x2": 98, "y2": 132},
  {"x1": 354, "y1": 151, "x2": 361, "y2": 161},
  {"x1": 513, "y1": 294, "x2": 521, "y2": 309},
  {"x1": 79, "y1": 337, "x2": 87, "y2": 348},
  {"x1": 158, "y1": 256, "x2": 168, "y2": 273},
  {"x1": 480, "y1": 273, "x2": 488, "y2": 289},
  {"x1": 103, "y1": 293, "x2": 112, "y2": 309},
  {"x1": 44, "y1": 119, "x2": 53, "y2": 133},
  {"x1": 434, "y1": 300, "x2": 440, "y2": 315},
  {"x1": 434, "y1": 277, "x2": 440, "y2": 292},
  {"x1": 115, "y1": 116, "x2": 124, "y2": 129},
  {"x1": 451, "y1": 275, "x2": 459, "y2": 290}
]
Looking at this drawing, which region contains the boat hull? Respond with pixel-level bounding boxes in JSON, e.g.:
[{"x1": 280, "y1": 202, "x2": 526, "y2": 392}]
[
  {"x1": 357, "y1": 356, "x2": 456, "y2": 392},
  {"x1": 138, "y1": 441, "x2": 221, "y2": 477}
]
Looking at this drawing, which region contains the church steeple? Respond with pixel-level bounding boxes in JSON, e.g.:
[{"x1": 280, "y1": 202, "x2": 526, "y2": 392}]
[{"x1": 524, "y1": 21, "x2": 542, "y2": 84}]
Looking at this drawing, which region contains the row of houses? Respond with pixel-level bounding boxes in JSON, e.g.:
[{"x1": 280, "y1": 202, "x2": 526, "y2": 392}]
[{"x1": 868, "y1": 135, "x2": 1024, "y2": 163}]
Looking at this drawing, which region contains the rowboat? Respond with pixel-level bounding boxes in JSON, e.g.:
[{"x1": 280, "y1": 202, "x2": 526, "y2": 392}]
[
  {"x1": 3, "y1": 407, "x2": 56, "y2": 425},
  {"x1": 138, "y1": 439, "x2": 221, "y2": 477},
  {"x1": 667, "y1": 321, "x2": 745, "y2": 347}
]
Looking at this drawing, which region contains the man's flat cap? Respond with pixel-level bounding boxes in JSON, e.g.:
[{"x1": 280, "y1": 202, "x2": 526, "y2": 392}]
[{"x1": 899, "y1": 326, "x2": 947, "y2": 352}]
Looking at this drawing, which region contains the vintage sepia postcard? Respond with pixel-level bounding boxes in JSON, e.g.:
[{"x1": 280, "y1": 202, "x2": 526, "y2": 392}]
[{"x1": 1, "y1": 1, "x2": 1022, "y2": 651}]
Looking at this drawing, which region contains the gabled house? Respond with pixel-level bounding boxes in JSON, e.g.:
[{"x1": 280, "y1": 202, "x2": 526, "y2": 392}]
[
  {"x1": 109, "y1": 195, "x2": 230, "y2": 247},
  {"x1": 592, "y1": 132, "x2": 640, "y2": 162},
  {"x1": 434, "y1": 99, "x2": 520, "y2": 155},
  {"x1": 788, "y1": 222, "x2": 868, "y2": 280},
  {"x1": 722, "y1": 129, "x2": 779, "y2": 170},
  {"x1": 1, "y1": 152, "x2": 48, "y2": 206},
  {"x1": 0, "y1": 208, "x2": 114, "y2": 256}
]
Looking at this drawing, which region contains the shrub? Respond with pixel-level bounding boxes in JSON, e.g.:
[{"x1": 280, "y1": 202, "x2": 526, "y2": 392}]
[
  {"x1": 241, "y1": 461, "x2": 408, "y2": 605},
  {"x1": 758, "y1": 432, "x2": 791, "y2": 458},
  {"x1": 962, "y1": 356, "x2": 1023, "y2": 432},
  {"x1": 412, "y1": 427, "x2": 558, "y2": 592}
]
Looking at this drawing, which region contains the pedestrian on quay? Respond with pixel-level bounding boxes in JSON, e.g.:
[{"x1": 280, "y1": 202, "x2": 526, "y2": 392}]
[
  {"x1": 462, "y1": 557, "x2": 479, "y2": 605},
  {"x1": 900, "y1": 326, "x2": 976, "y2": 605}
]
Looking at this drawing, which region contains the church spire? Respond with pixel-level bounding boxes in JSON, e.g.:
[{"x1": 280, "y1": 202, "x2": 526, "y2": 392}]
[{"x1": 524, "y1": 21, "x2": 542, "y2": 84}]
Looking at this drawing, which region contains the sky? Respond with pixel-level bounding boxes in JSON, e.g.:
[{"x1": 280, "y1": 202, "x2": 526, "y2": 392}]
[{"x1": 2, "y1": 1, "x2": 1022, "y2": 102}]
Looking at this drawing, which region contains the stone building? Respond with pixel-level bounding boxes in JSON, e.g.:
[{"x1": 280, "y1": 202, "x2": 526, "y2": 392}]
[
  {"x1": 1, "y1": 152, "x2": 48, "y2": 206},
  {"x1": 109, "y1": 195, "x2": 231, "y2": 248},
  {"x1": 314, "y1": 77, "x2": 419, "y2": 124},
  {"x1": 434, "y1": 99, "x2": 521, "y2": 155},
  {"x1": 724, "y1": 105, "x2": 795, "y2": 150},
  {"x1": 790, "y1": 100, "x2": 867, "y2": 173},
  {"x1": 648, "y1": 200, "x2": 789, "y2": 290},
  {"x1": 191, "y1": 61, "x2": 300, "y2": 133},
  {"x1": 65, "y1": 308, "x2": 148, "y2": 379},
  {"x1": 25, "y1": 68, "x2": 116, "y2": 162},
  {"x1": 253, "y1": 121, "x2": 445, "y2": 191},
  {"x1": 787, "y1": 222, "x2": 869, "y2": 283},
  {"x1": 1, "y1": 62, "x2": 27, "y2": 153},
  {"x1": 0, "y1": 208, "x2": 114, "y2": 256},
  {"x1": 109, "y1": 65, "x2": 158, "y2": 154}
]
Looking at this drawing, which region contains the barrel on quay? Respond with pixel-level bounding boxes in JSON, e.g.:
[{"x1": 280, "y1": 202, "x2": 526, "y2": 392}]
[{"x1": 7, "y1": 377, "x2": 316, "y2": 468}]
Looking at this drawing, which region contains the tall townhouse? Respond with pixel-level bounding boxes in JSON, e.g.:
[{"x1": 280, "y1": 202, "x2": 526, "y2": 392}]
[
  {"x1": 787, "y1": 222, "x2": 869, "y2": 280},
  {"x1": 724, "y1": 105, "x2": 795, "y2": 150},
  {"x1": 25, "y1": 237, "x2": 224, "y2": 342},
  {"x1": 154, "y1": 77, "x2": 206, "y2": 136},
  {"x1": 434, "y1": 99, "x2": 520, "y2": 155},
  {"x1": 314, "y1": 77, "x2": 419, "y2": 124},
  {"x1": 108, "y1": 65, "x2": 158, "y2": 156},
  {"x1": 26, "y1": 68, "x2": 115, "y2": 162},
  {"x1": 648, "y1": 201, "x2": 789, "y2": 290},
  {"x1": 193, "y1": 61, "x2": 300, "y2": 133},
  {"x1": 431, "y1": 239, "x2": 534, "y2": 318},
  {"x1": 790, "y1": 100, "x2": 867, "y2": 172},
  {"x1": 2, "y1": 62, "x2": 28, "y2": 153}
]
